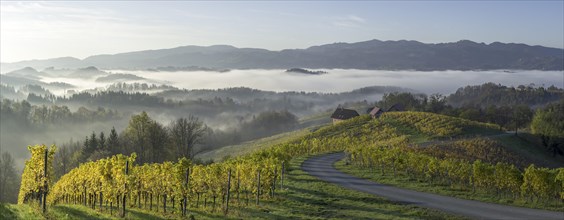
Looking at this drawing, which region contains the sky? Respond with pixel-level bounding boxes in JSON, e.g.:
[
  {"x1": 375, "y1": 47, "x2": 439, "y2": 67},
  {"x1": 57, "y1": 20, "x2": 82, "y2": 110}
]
[{"x1": 1, "y1": 1, "x2": 563, "y2": 63}]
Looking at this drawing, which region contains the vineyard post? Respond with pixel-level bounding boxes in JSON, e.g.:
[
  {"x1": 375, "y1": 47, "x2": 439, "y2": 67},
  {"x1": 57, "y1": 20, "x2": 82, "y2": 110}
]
[
  {"x1": 272, "y1": 168, "x2": 277, "y2": 197},
  {"x1": 183, "y1": 167, "x2": 189, "y2": 216},
  {"x1": 42, "y1": 148, "x2": 48, "y2": 214},
  {"x1": 121, "y1": 160, "x2": 129, "y2": 218},
  {"x1": 224, "y1": 169, "x2": 231, "y2": 215},
  {"x1": 83, "y1": 186, "x2": 86, "y2": 206},
  {"x1": 137, "y1": 184, "x2": 141, "y2": 208},
  {"x1": 99, "y1": 182, "x2": 103, "y2": 211},
  {"x1": 236, "y1": 171, "x2": 240, "y2": 203},
  {"x1": 280, "y1": 162, "x2": 284, "y2": 190},
  {"x1": 256, "y1": 170, "x2": 260, "y2": 206}
]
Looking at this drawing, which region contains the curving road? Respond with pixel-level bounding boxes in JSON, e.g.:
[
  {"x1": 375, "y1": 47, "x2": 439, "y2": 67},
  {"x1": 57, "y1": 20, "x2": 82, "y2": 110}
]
[{"x1": 302, "y1": 152, "x2": 564, "y2": 220}]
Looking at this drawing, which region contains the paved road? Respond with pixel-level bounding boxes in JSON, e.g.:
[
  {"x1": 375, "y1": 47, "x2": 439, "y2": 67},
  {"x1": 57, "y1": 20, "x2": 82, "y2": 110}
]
[{"x1": 302, "y1": 152, "x2": 564, "y2": 220}]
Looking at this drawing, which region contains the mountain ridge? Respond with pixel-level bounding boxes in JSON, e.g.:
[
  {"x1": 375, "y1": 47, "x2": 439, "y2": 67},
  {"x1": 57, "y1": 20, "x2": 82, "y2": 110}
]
[{"x1": 2, "y1": 39, "x2": 563, "y2": 72}]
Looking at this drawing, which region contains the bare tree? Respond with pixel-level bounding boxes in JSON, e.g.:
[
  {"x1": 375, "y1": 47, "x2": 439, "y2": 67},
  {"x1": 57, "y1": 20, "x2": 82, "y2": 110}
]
[
  {"x1": 169, "y1": 116, "x2": 207, "y2": 159},
  {"x1": 0, "y1": 152, "x2": 20, "y2": 203},
  {"x1": 148, "y1": 121, "x2": 168, "y2": 163}
]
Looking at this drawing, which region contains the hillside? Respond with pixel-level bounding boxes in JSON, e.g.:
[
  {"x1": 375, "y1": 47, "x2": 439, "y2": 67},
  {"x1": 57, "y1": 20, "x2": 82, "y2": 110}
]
[
  {"x1": 2, "y1": 39, "x2": 563, "y2": 72},
  {"x1": 11, "y1": 111, "x2": 563, "y2": 219},
  {"x1": 95, "y1": 74, "x2": 146, "y2": 83}
]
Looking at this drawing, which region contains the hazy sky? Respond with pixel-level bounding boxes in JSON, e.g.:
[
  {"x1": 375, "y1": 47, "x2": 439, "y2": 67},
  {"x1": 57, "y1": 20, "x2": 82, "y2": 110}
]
[{"x1": 1, "y1": 1, "x2": 563, "y2": 62}]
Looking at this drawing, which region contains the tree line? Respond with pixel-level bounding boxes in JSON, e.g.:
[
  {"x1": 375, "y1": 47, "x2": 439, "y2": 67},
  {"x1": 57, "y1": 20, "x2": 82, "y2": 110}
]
[
  {"x1": 0, "y1": 99, "x2": 120, "y2": 126},
  {"x1": 52, "y1": 110, "x2": 298, "y2": 180}
]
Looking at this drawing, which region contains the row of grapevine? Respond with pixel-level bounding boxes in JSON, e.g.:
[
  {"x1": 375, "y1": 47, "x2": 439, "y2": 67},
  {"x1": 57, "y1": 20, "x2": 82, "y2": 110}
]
[
  {"x1": 36, "y1": 111, "x2": 560, "y2": 217},
  {"x1": 348, "y1": 142, "x2": 563, "y2": 202},
  {"x1": 47, "y1": 154, "x2": 134, "y2": 216},
  {"x1": 47, "y1": 153, "x2": 284, "y2": 216},
  {"x1": 416, "y1": 138, "x2": 528, "y2": 168},
  {"x1": 45, "y1": 115, "x2": 378, "y2": 217},
  {"x1": 269, "y1": 111, "x2": 561, "y2": 205},
  {"x1": 336, "y1": 115, "x2": 564, "y2": 204},
  {"x1": 18, "y1": 144, "x2": 56, "y2": 213},
  {"x1": 381, "y1": 111, "x2": 500, "y2": 137}
]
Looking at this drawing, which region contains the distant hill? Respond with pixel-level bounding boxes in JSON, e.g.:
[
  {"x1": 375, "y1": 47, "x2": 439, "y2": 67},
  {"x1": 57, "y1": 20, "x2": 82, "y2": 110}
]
[
  {"x1": 0, "y1": 74, "x2": 45, "y2": 87},
  {"x1": 2, "y1": 39, "x2": 563, "y2": 72},
  {"x1": 1, "y1": 57, "x2": 83, "y2": 73},
  {"x1": 67, "y1": 66, "x2": 108, "y2": 78},
  {"x1": 95, "y1": 73, "x2": 145, "y2": 82},
  {"x1": 5, "y1": 67, "x2": 46, "y2": 80}
]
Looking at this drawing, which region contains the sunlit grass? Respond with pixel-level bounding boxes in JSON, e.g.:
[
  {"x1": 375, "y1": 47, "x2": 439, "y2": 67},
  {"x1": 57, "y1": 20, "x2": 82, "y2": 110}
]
[
  {"x1": 0, "y1": 203, "x2": 43, "y2": 220},
  {"x1": 195, "y1": 128, "x2": 312, "y2": 162}
]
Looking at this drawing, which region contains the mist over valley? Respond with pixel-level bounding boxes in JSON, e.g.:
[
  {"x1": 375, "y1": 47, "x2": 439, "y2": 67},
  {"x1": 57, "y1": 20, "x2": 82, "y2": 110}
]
[
  {"x1": 1, "y1": 39, "x2": 563, "y2": 175},
  {"x1": 1, "y1": 1, "x2": 564, "y2": 218},
  {"x1": 2, "y1": 64, "x2": 563, "y2": 169}
]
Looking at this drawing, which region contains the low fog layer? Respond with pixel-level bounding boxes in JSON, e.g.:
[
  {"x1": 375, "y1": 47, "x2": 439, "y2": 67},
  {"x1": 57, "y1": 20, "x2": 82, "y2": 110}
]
[
  {"x1": 119, "y1": 69, "x2": 564, "y2": 94},
  {"x1": 4, "y1": 69, "x2": 563, "y2": 95},
  {"x1": 2, "y1": 68, "x2": 563, "y2": 170}
]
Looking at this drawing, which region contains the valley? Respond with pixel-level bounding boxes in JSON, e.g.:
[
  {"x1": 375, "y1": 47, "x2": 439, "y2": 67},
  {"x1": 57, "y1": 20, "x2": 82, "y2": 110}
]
[{"x1": 1, "y1": 2, "x2": 563, "y2": 218}]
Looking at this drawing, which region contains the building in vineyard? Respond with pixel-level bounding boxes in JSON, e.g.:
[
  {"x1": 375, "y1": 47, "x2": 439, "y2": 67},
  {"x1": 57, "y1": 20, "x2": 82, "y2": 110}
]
[
  {"x1": 367, "y1": 106, "x2": 384, "y2": 118},
  {"x1": 330, "y1": 107, "x2": 360, "y2": 124}
]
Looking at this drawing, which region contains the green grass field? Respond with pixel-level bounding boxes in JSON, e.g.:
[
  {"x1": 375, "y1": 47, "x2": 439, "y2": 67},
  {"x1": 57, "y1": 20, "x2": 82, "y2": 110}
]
[
  {"x1": 195, "y1": 112, "x2": 334, "y2": 163},
  {"x1": 195, "y1": 128, "x2": 312, "y2": 162},
  {"x1": 1, "y1": 203, "x2": 42, "y2": 220}
]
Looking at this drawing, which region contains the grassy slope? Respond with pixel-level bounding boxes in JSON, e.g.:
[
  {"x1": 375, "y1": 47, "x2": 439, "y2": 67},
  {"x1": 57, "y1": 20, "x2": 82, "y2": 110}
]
[
  {"x1": 195, "y1": 128, "x2": 312, "y2": 162},
  {"x1": 381, "y1": 112, "x2": 562, "y2": 168},
  {"x1": 297, "y1": 110, "x2": 333, "y2": 128},
  {"x1": 330, "y1": 113, "x2": 563, "y2": 211},
  {"x1": 2, "y1": 157, "x2": 462, "y2": 220},
  {"x1": 170, "y1": 111, "x2": 564, "y2": 217},
  {"x1": 1, "y1": 203, "x2": 121, "y2": 220},
  {"x1": 11, "y1": 111, "x2": 559, "y2": 219},
  {"x1": 1, "y1": 203, "x2": 42, "y2": 220},
  {"x1": 195, "y1": 111, "x2": 334, "y2": 163},
  {"x1": 492, "y1": 134, "x2": 564, "y2": 168}
]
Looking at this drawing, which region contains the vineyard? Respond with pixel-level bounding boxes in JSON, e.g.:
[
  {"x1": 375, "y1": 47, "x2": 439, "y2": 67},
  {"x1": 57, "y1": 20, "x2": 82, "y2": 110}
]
[
  {"x1": 44, "y1": 152, "x2": 286, "y2": 217},
  {"x1": 416, "y1": 138, "x2": 529, "y2": 168},
  {"x1": 17, "y1": 111, "x2": 564, "y2": 218},
  {"x1": 17, "y1": 145, "x2": 56, "y2": 213},
  {"x1": 381, "y1": 111, "x2": 500, "y2": 137}
]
